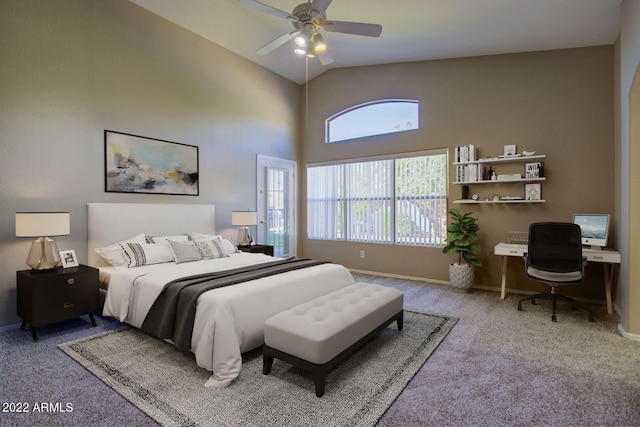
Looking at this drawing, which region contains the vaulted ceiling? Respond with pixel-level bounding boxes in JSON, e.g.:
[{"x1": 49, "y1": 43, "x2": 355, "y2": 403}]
[{"x1": 129, "y1": 0, "x2": 621, "y2": 85}]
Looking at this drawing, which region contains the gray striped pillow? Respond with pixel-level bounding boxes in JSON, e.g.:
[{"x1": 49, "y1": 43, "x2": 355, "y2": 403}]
[{"x1": 194, "y1": 239, "x2": 227, "y2": 259}]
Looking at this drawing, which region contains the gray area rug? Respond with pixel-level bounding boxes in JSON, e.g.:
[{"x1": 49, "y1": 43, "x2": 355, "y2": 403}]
[{"x1": 58, "y1": 310, "x2": 456, "y2": 427}]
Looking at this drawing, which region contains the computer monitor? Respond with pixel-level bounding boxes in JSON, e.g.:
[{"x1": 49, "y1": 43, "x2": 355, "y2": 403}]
[{"x1": 572, "y1": 214, "x2": 610, "y2": 250}]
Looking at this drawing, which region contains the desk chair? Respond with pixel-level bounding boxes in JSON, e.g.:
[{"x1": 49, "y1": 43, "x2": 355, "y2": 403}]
[{"x1": 517, "y1": 222, "x2": 594, "y2": 322}]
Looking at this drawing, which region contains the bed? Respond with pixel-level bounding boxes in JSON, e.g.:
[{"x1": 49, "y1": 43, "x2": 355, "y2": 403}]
[{"x1": 87, "y1": 203, "x2": 354, "y2": 388}]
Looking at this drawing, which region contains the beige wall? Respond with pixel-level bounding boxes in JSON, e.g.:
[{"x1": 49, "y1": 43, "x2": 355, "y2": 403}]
[
  {"x1": 0, "y1": 0, "x2": 301, "y2": 328},
  {"x1": 301, "y1": 47, "x2": 615, "y2": 301},
  {"x1": 619, "y1": 0, "x2": 640, "y2": 336}
]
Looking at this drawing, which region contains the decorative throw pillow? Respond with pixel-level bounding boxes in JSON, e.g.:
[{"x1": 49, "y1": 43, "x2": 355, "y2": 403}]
[
  {"x1": 167, "y1": 240, "x2": 203, "y2": 264},
  {"x1": 194, "y1": 238, "x2": 227, "y2": 259},
  {"x1": 149, "y1": 234, "x2": 189, "y2": 245},
  {"x1": 94, "y1": 233, "x2": 147, "y2": 266},
  {"x1": 189, "y1": 232, "x2": 222, "y2": 242},
  {"x1": 120, "y1": 242, "x2": 173, "y2": 267}
]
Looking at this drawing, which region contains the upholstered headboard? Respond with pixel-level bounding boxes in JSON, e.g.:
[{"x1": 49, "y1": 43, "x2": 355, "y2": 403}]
[{"x1": 87, "y1": 203, "x2": 215, "y2": 267}]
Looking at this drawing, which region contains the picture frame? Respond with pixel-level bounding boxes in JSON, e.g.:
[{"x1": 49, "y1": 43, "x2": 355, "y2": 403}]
[
  {"x1": 503, "y1": 144, "x2": 517, "y2": 156},
  {"x1": 525, "y1": 183, "x2": 541, "y2": 201},
  {"x1": 60, "y1": 250, "x2": 79, "y2": 268},
  {"x1": 104, "y1": 130, "x2": 199, "y2": 196},
  {"x1": 525, "y1": 162, "x2": 541, "y2": 178}
]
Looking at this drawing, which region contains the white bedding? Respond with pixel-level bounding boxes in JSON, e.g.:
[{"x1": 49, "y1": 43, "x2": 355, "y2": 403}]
[{"x1": 102, "y1": 252, "x2": 354, "y2": 388}]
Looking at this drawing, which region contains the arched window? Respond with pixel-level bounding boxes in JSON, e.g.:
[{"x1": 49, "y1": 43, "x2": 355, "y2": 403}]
[{"x1": 325, "y1": 99, "x2": 419, "y2": 143}]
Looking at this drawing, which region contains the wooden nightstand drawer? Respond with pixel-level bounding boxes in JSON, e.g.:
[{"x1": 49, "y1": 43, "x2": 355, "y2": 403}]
[{"x1": 17, "y1": 265, "x2": 99, "y2": 341}]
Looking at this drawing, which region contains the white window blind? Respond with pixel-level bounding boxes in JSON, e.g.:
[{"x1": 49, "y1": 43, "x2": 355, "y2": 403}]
[{"x1": 307, "y1": 150, "x2": 448, "y2": 246}]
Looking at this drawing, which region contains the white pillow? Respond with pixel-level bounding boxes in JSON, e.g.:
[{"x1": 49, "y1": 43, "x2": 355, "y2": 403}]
[
  {"x1": 219, "y1": 239, "x2": 239, "y2": 255},
  {"x1": 167, "y1": 240, "x2": 203, "y2": 264},
  {"x1": 194, "y1": 239, "x2": 227, "y2": 259},
  {"x1": 189, "y1": 232, "x2": 222, "y2": 242},
  {"x1": 149, "y1": 234, "x2": 189, "y2": 245},
  {"x1": 94, "y1": 233, "x2": 147, "y2": 266},
  {"x1": 120, "y1": 242, "x2": 174, "y2": 267}
]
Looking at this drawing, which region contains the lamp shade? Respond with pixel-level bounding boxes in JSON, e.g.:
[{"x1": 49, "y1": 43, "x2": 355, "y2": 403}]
[
  {"x1": 231, "y1": 211, "x2": 257, "y2": 226},
  {"x1": 16, "y1": 212, "x2": 70, "y2": 237}
]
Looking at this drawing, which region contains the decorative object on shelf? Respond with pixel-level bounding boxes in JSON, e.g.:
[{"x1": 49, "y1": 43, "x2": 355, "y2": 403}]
[
  {"x1": 497, "y1": 173, "x2": 521, "y2": 180},
  {"x1": 461, "y1": 185, "x2": 470, "y2": 199},
  {"x1": 232, "y1": 211, "x2": 258, "y2": 246},
  {"x1": 525, "y1": 162, "x2": 544, "y2": 178},
  {"x1": 60, "y1": 249, "x2": 79, "y2": 268},
  {"x1": 15, "y1": 212, "x2": 70, "y2": 271},
  {"x1": 104, "y1": 130, "x2": 199, "y2": 196},
  {"x1": 503, "y1": 144, "x2": 517, "y2": 156},
  {"x1": 442, "y1": 208, "x2": 482, "y2": 292},
  {"x1": 522, "y1": 150, "x2": 536, "y2": 156},
  {"x1": 485, "y1": 166, "x2": 494, "y2": 181},
  {"x1": 525, "y1": 183, "x2": 541, "y2": 201}
]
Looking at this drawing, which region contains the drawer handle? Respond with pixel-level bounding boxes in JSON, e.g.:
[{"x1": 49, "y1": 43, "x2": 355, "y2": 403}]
[
  {"x1": 63, "y1": 302, "x2": 74, "y2": 309},
  {"x1": 508, "y1": 250, "x2": 518, "y2": 254},
  {"x1": 66, "y1": 278, "x2": 75, "y2": 285},
  {"x1": 593, "y1": 256, "x2": 604, "y2": 260}
]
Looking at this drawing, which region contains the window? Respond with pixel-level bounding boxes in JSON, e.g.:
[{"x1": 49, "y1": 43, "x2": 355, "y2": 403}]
[
  {"x1": 326, "y1": 99, "x2": 419, "y2": 143},
  {"x1": 307, "y1": 150, "x2": 448, "y2": 246}
]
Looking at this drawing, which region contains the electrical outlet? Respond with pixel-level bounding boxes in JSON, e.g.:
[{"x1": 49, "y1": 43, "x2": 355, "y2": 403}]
[{"x1": 360, "y1": 250, "x2": 365, "y2": 258}]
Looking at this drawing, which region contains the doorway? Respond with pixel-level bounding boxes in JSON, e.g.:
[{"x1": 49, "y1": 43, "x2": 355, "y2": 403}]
[{"x1": 257, "y1": 155, "x2": 297, "y2": 257}]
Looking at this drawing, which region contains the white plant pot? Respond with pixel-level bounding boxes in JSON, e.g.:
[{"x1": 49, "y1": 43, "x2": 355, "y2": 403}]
[{"x1": 449, "y1": 263, "x2": 475, "y2": 292}]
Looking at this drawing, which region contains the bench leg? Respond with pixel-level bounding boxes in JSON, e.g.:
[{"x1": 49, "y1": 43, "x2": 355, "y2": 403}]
[
  {"x1": 313, "y1": 373, "x2": 326, "y2": 398},
  {"x1": 396, "y1": 311, "x2": 404, "y2": 331},
  {"x1": 263, "y1": 354, "x2": 274, "y2": 375}
]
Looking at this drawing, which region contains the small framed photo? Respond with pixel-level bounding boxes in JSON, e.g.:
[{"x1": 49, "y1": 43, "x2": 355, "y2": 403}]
[
  {"x1": 60, "y1": 250, "x2": 79, "y2": 268},
  {"x1": 503, "y1": 144, "x2": 517, "y2": 156},
  {"x1": 525, "y1": 183, "x2": 541, "y2": 201}
]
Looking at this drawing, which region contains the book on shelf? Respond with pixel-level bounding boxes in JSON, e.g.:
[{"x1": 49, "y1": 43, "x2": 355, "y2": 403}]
[{"x1": 455, "y1": 144, "x2": 477, "y2": 163}]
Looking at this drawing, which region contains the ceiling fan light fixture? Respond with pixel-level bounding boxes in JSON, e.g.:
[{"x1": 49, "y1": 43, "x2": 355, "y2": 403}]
[
  {"x1": 294, "y1": 46, "x2": 306, "y2": 55},
  {"x1": 294, "y1": 28, "x2": 311, "y2": 47},
  {"x1": 305, "y1": 44, "x2": 316, "y2": 58},
  {"x1": 312, "y1": 33, "x2": 327, "y2": 52}
]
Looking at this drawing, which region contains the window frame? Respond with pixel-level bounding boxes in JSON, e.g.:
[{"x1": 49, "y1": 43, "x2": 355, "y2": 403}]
[{"x1": 325, "y1": 99, "x2": 420, "y2": 143}]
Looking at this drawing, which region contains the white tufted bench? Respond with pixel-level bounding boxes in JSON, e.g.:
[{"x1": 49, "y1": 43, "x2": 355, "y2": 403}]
[{"x1": 263, "y1": 282, "x2": 404, "y2": 397}]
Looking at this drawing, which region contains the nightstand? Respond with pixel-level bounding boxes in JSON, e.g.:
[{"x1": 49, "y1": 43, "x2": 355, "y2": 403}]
[
  {"x1": 17, "y1": 265, "x2": 99, "y2": 341},
  {"x1": 238, "y1": 244, "x2": 274, "y2": 256}
]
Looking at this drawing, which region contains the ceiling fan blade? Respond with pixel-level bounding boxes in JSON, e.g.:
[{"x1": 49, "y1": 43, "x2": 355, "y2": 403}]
[
  {"x1": 316, "y1": 49, "x2": 334, "y2": 66},
  {"x1": 238, "y1": 0, "x2": 296, "y2": 21},
  {"x1": 256, "y1": 29, "x2": 298, "y2": 55},
  {"x1": 310, "y1": 0, "x2": 332, "y2": 15},
  {"x1": 324, "y1": 21, "x2": 382, "y2": 37}
]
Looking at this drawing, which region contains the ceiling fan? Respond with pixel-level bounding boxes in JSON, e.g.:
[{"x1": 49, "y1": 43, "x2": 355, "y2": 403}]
[{"x1": 238, "y1": 0, "x2": 383, "y2": 66}]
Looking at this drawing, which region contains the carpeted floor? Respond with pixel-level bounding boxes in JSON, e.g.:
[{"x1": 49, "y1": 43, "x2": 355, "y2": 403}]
[{"x1": 1, "y1": 273, "x2": 640, "y2": 426}]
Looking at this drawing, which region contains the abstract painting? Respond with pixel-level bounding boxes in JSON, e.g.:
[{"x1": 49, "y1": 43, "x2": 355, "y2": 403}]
[{"x1": 104, "y1": 130, "x2": 198, "y2": 195}]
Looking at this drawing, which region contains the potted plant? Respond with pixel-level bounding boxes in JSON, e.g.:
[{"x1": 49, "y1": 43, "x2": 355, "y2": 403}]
[{"x1": 442, "y1": 208, "x2": 482, "y2": 292}]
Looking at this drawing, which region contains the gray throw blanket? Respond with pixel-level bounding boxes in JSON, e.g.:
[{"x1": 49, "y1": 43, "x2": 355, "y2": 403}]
[{"x1": 141, "y1": 257, "x2": 329, "y2": 351}]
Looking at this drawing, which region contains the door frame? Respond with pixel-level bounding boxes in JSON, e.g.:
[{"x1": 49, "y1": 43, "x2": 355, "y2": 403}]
[{"x1": 257, "y1": 154, "x2": 297, "y2": 256}]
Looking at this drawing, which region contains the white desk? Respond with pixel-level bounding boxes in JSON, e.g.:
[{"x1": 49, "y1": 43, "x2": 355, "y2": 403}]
[{"x1": 494, "y1": 243, "x2": 621, "y2": 314}]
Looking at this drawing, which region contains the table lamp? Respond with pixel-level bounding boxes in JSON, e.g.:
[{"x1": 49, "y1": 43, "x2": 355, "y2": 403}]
[
  {"x1": 16, "y1": 212, "x2": 70, "y2": 271},
  {"x1": 232, "y1": 211, "x2": 257, "y2": 247}
]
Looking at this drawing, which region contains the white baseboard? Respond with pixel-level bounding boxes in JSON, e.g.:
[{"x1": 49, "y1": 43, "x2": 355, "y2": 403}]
[
  {"x1": 617, "y1": 323, "x2": 640, "y2": 341},
  {"x1": 348, "y1": 269, "x2": 450, "y2": 286},
  {"x1": 349, "y1": 269, "x2": 606, "y2": 305}
]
